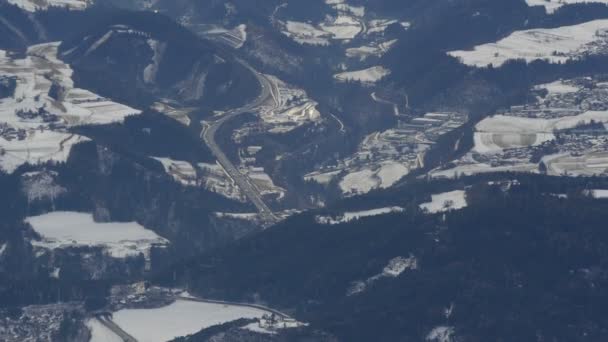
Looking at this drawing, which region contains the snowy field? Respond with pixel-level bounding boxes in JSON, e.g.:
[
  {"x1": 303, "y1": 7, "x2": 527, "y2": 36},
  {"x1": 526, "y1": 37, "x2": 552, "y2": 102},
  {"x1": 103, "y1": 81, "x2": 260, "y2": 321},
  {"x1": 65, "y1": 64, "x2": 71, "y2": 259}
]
[
  {"x1": 590, "y1": 189, "x2": 608, "y2": 198},
  {"x1": 346, "y1": 39, "x2": 397, "y2": 60},
  {"x1": 316, "y1": 207, "x2": 404, "y2": 225},
  {"x1": 0, "y1": 42, "x2": 140, "y2": 173},
  {"x1": 420, "y1": 190, "x2": 468, "y2": 214},
  {"x1": 339, "y1": 161, "x2": 409, "y2": 196},
  {"x1": 526, "y1": 0, "x2": 608, "y2": 14},
  {"x1": 7, "y1": 0, "x2": 90, "y2": 11},
  {"x1": 473, "y1": 111, "x2": 608, "y2": 154},
  {"x1": 535, "y1": 79, "x2": 581, "y2": 95},
  {"x1": 153, "y1": 157, "x2": 198, "y2": 186},
  {"x1": 448, "y1": 19, "x2": 608, "y2": 67},
  {"x1": 25, "y1": 212, "x2": 168, "y2": 259},
  {"x1": 111, "y1": 300, "x2": 271, "y2": 342},
  {"x1": 334, "y1": 66, "x2": 391, "y2": 84}
]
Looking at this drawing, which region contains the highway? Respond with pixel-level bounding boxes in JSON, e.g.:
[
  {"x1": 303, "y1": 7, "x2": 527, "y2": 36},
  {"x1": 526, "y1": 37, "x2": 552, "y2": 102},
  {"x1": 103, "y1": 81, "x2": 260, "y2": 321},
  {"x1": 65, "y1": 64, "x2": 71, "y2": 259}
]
[
  {"x1": 95, "y1": 315, "x2": 138, "y2": 342},
  {"x1": 201, "y1": 59, "x2": 279, "y2": 224}
]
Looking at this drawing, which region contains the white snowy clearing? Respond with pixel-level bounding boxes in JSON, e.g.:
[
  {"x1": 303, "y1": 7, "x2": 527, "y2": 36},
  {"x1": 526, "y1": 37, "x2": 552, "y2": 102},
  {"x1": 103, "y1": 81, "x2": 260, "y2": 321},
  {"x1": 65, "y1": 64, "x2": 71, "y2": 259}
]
[
  {"x1": 420, "y1": 190, "x2": 468, "y2": 214},
  {"x1": 473, "y1": 111, "x2": 608, "y2": 154},
  {"x1": 589, "y1": 189, "x2": 608, "y2": 198},
  {"x1": 316, "y1": 207, "x2": 404, "y2": 225},
  {"x1": 448, "y1": 19, "x2": 608, "y2": 67},
  {"x1": 535, "y1": 79, "x2": 582, "y2": 95},
  {"x1": 86, "y1": 318, "x2": 122, "y2": 342},
  {"x1": 346, "y1": 39, "x2": 398, "y2": 60},
  {"x1": 348, "y1": 255, "x2": 418, "y2": 296},
  {"x1": 339, "y1": 161, "x2": 409, "y2": 196},
  {"x1": 7, "y1": 0, "x2": 90, "y2": 12},
  {"x1": 153, "y1": 157, "x2": 198, "y2": 186},
  {"x1": 111, "y1": 300, "x2": 271, "y2": 342},
  {"x1": 0, "y1": 42, "x2": 141, "y2": 173},
  {"x1": 426, "y1": 326, "x2": 456, "y2": 342},
  {"x1": 526, "y1": 0, "x2": 608, "y2": 14},
  {"x1": 334, "y1": 66, "x2": 391, "y2": 84},
  {"x1": 25, "y1": 212, "x2": 168, "y2": 259}
]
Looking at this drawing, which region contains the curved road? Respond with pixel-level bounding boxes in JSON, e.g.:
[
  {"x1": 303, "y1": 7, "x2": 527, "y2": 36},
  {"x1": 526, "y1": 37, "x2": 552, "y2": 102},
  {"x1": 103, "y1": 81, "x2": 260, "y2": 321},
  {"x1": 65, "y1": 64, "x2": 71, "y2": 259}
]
[{"x1": 201, "y1": 59, "x2": 279, "y2": 224}]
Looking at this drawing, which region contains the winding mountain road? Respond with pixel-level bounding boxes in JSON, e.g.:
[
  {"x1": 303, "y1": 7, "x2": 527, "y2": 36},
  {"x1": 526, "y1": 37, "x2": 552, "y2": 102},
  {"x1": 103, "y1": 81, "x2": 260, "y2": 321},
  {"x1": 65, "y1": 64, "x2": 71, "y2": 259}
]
[{"x1": 201, "y1": 59, "x2": 279, "y2": 224}]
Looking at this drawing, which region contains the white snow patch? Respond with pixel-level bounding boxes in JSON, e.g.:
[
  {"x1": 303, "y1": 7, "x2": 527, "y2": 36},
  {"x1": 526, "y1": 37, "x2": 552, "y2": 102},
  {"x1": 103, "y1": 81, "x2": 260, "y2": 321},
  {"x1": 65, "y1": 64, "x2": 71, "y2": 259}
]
[
  {"x1": 7, "y1": 0, "x2": 90, "y2": 12},
  {"x1": 25, "y1": 211, "x2": 169, "y2": 259},
  {"x1": 339, "y1": 161, "x2": 409, "y2": 196},
  {"x1": 426, "y1": 326, "x2": 456, "y2": 342},
  {"x1": 316, "y1": 207, "x2": 404, "y2": 225},
  {"x1": 334, "y1": 66, "x2": 391, "y2": 84},
  {"x1": 449, "y1": 19, "x2": 608, "y2": 67},
  {"x1": 111, "y1": 300, "x2": 271, "y2": 342},
  {"x1": 472, "y1": 111, "x2": 608, "y2": 154},
  {"x1": 153, "y1": 157, "x2": 198, "y2": 186},
  {"x1": 589, "y1": 189, "x2": 608, "y2": 198},
  {"x1": 0, "y1": 42, "x2": 140, "y2": 173},
  {"x1": 535, "y1": 79, "x2": 582, "y2": 95},
  {"x1": 348, "y1": 255, "x2": 418, "y2": 296},
  {"x1": 420, "y1": 190, "x2": 468, "y2": 214},
  {"x1": 526, "y1": 0, "x2": 608, "y2": 14}
]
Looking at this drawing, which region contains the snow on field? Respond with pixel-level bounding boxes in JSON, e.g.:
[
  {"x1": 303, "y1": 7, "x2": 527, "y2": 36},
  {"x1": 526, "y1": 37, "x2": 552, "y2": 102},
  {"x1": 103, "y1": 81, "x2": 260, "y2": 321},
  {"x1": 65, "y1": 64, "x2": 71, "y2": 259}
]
[
  {"x1": 281, "y1": 0, "x2": 364, "y2": 45},
  {"x1": 326, "y1": 0, "x2": 365, "y2": 17},
  {"x1": 526, "y1": 0, "x2": 608, "y2": 13},
  {"x1": 473, "y1": 111, "x2": 608, "y2": 153},
  {"x1": 535, "y1": 79, "x2": 581, "y2": 95},
  {"x1": 304, "y1": 170, "x2": 341, "y2": 185},
  {"x1": 111, "y1": 300, "x2": 271, "y2": 342},
  {"x1": 590, "y1": 189, "x2": 608, "y2": 198},
  {"x1": 25, "y1": 212, "x2": 169, "y2": 259},
  {"x1": 7, "y1": 0, "x2": 90, "y2": 12},
  {"x1": 320, "y1": 15, "x2": 363, "y2": 40},
  {"x1": 348, "y1": 255, "x2": 418, "y2": 296},
  {"x1": 543, "y1": 151, "x2": 608, "y2": 176},
  {"x1": 430, "y1": 162, "x2": 539, "y2": 179},
  {"x1": 427, "y1": 326, "x2": 456, "y2": 342},
  {"x1": 257, "y1": 75, "x2": 323, "y2": 133},
  {"x1": 86, "y1": 318, "x2": 122, "y2": 342},
  {"x1": 420, "y1": 190, "x2": 468, "y2": 213},
  {"x1": 0, "y1": 42, "x2": 140, "y2": 173},
  {"x1": 339, "y1": 161, "x2": 409, "y2": 196},
  {"x1": 0, "y1": 131, "x2": 88, "y2": 173},
  {"x1": 448, "y1": 19, "x2": 608, "y2": 67},
  {"x1": 334, "y1": 66, "x2": 391, "y2": 84},
  {"x1": 282, "y1": 21, "x2": 332, "y2": 46},
  {"x1": 346, "y1": 39, "x2": 397, "y2": 60},
  {"x1": 153, "y1": 157, "x2": 198, "y2": 186},
  {"x1": 316, "y1": 206, "x2": 404, "y2": 225}
]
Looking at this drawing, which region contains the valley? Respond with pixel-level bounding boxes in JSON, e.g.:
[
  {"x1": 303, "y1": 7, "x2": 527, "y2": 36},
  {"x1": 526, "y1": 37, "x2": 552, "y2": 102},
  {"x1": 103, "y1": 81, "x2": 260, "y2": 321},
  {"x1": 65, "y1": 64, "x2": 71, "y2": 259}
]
[{"x1": 5, "y1": 0, "x2": 608, "y2": 341}]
